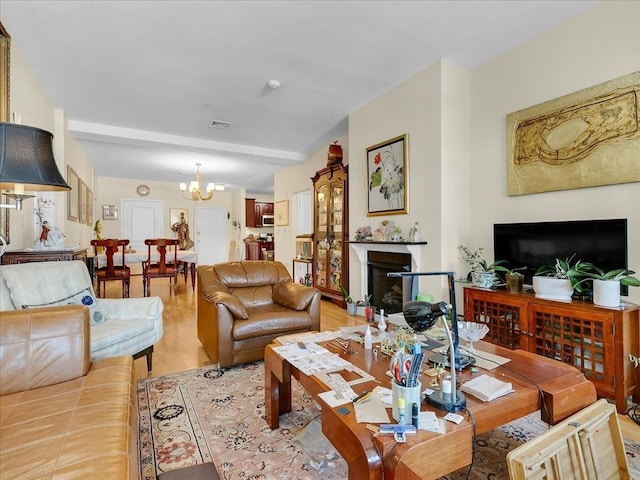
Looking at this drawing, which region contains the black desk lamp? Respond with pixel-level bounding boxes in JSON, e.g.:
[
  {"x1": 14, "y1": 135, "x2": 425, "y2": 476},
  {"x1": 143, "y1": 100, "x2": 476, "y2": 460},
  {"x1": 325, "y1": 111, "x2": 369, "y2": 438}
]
[{"x1": 387, "y1": 271, "x2": 471, "y2": 412}]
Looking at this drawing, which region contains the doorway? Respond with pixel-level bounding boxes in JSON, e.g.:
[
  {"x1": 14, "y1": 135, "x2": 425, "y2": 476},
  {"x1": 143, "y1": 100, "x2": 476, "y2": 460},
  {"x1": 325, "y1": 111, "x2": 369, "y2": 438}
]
[
  {"x1": 122, "y1": 199, "x2": 163, "y2": 250},
  {"x1": 194, "y1": 206, "x2": 226, "y2": 265}
]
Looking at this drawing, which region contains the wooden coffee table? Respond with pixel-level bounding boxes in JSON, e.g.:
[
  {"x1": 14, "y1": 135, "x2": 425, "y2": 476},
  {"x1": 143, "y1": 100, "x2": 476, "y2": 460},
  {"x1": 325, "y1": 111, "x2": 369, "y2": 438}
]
[{"x1": 264, "y1": 339, "x2": 596, "y2": 480}]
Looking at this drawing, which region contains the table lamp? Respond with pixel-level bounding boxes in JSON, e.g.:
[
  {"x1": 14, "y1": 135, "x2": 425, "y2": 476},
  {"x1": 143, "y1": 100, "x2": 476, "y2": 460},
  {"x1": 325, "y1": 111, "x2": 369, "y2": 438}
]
[
  {"x1": 388, "y1": 271, "x2": 471, "y2": 412},
  {"x1": 0, "y1": 122, "x2": 70, "y2": 210}
]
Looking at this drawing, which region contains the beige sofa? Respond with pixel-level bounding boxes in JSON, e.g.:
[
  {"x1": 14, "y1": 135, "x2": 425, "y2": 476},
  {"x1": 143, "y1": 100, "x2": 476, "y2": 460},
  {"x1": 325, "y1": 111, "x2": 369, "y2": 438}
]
[
  {"x1": 0, "y1": 305, "x2": 138, "y2": 479},
  {"x1": 197, "y1": 261, "x2": 320, "y2": 367}
]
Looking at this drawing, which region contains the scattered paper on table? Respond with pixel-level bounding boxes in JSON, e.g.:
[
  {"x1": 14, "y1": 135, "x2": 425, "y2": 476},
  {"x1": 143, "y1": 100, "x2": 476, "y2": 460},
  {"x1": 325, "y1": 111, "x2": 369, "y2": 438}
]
[
  {"x1": 353, "y1": 387, "x2": 391, "y2": 423},
  {"x1": 319, "y1": 390, "x2": 353, "y2": 408},
  {"x1": 272, "y1": 343, "x2": 352, "y2": 375},
  {"x1": 419, "y1": 412, "x2": 445, "y2": 433},
  {"x1": 463, "y1": 348, "x2": 511, "y2": 371}
]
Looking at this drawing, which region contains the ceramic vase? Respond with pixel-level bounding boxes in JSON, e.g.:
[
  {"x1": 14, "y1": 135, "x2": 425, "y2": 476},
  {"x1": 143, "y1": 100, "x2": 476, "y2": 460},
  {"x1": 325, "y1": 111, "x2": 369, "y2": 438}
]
[
  {"x1": 592, "y1": 279, "x2": 620, "y2": 308},
  {"x1": 471, "y1": 271, "x2": 497, "y2": 288},
  {"x1": 347, "y1": 302, "x2": 358, "y2": 316}
]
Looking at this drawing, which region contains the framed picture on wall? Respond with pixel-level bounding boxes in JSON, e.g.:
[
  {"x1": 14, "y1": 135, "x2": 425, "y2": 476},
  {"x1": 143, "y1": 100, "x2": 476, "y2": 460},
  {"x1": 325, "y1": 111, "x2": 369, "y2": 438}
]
[
  {"x1": 366, "y1": 134, "x2": 408, "y2": 216},
  {"x1": 66, "y1": 166, "x2": 79, "y2": 221},
  {"x1": 102, "y1": 205, "x2": 118, "y2": 220},
  {"x1": 0, "y1": 23, "x2": 10, "y2": 122},
  {"x1": 275, "y1": 200, "x2": 289, "y2": 226},
  {"x1": 78, "y1": 179, "x2": 87, "y2": 224},
  {"x1": 86, "y1": 189, "x2": 94, "y2": 226}
]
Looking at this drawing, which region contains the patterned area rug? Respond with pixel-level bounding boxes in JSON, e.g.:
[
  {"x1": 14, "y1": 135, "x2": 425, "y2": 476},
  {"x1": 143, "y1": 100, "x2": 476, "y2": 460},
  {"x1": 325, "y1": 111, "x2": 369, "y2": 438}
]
[{"x1": 138, "y1": 364, "x2": 640, "y2": 480}]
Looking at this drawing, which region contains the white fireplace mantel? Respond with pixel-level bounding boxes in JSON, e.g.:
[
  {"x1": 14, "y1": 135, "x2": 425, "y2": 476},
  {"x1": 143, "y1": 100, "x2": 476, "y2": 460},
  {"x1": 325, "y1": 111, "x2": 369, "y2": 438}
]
[{"x1": 349, "y1": 241, "x2": 428, "y2": 302}]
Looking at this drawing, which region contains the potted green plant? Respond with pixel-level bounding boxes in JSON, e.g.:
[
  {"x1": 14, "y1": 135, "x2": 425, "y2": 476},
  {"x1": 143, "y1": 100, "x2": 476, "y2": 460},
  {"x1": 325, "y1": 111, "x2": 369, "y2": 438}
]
[
  {"x1": 533, "y1": 255, "x2": 593, "y2": 301},
  {"x1": 339, "y1": 285, "x2": 358, "y2": 316},
  {"x1": 583, "y1": 267, "x2": 640, "y2": 307},
  {"x1": 457, "y1": 245, "x2": 510, "y2": 288},
  {"x1": 470, "y1": 259, "x2": 510, "y2": 288},
  {"x1": 357, "y1": 294, "x2": 374, "y2": 322},
  {"x1": 505, "y1": 267, "x2": 526, "y2": 293}
]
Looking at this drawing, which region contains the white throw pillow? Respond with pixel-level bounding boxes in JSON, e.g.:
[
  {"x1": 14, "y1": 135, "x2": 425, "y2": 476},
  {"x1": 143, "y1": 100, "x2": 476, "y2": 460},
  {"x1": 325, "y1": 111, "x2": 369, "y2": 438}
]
[{"x1": 22, "y1": 287, "x2": 106, "y2": 325}]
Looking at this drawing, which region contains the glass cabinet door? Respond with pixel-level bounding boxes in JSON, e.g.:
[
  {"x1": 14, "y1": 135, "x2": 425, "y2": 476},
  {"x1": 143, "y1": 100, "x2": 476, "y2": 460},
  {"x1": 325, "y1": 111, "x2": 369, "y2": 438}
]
[
  {"x1": 327, "y1": 181, "x2": 343, "y2": 293},
  {"x1": 315, "y1": 184, "x2": 329, "y2": 288}
]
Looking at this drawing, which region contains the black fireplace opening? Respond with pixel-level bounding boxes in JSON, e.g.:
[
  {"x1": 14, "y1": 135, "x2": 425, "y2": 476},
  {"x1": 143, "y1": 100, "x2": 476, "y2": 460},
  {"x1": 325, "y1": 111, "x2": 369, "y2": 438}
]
[{"x1": 367, "y1": 251, "x2": 411, "y2": 314}]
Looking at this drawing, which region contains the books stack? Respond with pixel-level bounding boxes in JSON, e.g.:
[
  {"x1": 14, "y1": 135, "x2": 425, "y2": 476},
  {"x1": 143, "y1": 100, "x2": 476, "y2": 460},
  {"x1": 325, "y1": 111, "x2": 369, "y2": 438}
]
[{"x1": 461, "y1": 374, "x2": 514, "y2": 402}]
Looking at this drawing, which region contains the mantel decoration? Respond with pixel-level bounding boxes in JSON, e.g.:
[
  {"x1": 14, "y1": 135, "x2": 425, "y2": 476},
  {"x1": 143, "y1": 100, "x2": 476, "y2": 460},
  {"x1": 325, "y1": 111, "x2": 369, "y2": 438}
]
[
  {"x1": 506, "y1": 71, "x2": 640, "y2": 196},
  {"x1": 366, "y1": 134, "x2": 408, "y2": 216}
]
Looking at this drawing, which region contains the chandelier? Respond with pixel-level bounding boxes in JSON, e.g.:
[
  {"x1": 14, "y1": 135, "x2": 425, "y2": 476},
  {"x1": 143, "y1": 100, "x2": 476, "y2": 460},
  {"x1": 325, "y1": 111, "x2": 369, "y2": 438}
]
[{"x1": 179, "y1": 163, "x2": 225, "y2": 201}]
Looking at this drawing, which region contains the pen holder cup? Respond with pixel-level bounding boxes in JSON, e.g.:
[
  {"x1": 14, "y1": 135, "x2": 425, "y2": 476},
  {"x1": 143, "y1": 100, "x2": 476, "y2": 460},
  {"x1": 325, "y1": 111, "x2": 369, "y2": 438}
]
[{"x1": 391, "y1": 379, "x2": 422, "y2": 422}]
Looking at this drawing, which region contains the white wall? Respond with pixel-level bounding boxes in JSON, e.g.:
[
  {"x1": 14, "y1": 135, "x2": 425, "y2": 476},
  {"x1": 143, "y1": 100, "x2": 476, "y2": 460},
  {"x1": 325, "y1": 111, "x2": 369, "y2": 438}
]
[
  {"x1": 96, "y1": 175, "x2": 235, "y2": 246},
  {"x1": 274, "y1": 134, "x2": 348, "y2": 275},
  {"x1": 8, "y1": 40, "x2": 94, "y2": 250},
  {"x1": 349, "y1": 62, "x2": 471, "y2": 300},
  {"x1": 314, "y1": 0, "x2": 640, "y2": 305},
  {"x1": 469, "y1": 1, "x2": 640, "y2": 304}
]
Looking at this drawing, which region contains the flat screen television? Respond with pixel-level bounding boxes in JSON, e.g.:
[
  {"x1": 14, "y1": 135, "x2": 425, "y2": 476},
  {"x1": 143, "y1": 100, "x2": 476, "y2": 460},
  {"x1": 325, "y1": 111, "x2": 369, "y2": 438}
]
[{"x1": 493, "y1": 219, "x2": 629, "y2": 296}]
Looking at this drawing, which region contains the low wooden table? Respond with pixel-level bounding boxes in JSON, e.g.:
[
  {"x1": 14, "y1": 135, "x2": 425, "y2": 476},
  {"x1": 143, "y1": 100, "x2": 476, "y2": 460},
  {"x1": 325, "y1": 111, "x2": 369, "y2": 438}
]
[{"x1": 265, "y1": 339, "x2": 596, "y2": 480}]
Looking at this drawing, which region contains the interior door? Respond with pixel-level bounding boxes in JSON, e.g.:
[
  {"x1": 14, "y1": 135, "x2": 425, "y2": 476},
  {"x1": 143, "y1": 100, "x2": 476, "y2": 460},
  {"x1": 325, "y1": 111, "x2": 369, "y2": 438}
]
[
  {"x1": 194, "y1": 206, "x2": 226, "y2": 265},
  {"x1": 122, "y1": 199, "x2": 163, "y2": 250}
]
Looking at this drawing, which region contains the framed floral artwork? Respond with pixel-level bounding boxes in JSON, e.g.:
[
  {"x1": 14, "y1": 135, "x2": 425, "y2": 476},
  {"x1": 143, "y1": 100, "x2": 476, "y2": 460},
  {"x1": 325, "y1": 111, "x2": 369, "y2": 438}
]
[{"x1": 366, "y1": 134, "x2": 408, "y2": 216}]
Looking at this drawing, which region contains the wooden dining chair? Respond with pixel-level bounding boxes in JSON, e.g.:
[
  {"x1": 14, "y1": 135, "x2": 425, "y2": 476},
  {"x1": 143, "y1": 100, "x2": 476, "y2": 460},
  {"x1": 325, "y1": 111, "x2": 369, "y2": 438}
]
[
  {"x1": 142, "y1": 238, "x2": 180, "y2": 297},
  {"x1": 90, "y1": 238, "x2": 131, "y2": 298}
]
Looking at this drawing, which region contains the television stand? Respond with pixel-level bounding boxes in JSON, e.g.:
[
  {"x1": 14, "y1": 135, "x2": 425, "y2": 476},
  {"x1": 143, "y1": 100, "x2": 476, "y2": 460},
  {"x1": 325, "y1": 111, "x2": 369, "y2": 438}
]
[{"x1": 463, "y1": 286, "x2": 639, "y2": 414}]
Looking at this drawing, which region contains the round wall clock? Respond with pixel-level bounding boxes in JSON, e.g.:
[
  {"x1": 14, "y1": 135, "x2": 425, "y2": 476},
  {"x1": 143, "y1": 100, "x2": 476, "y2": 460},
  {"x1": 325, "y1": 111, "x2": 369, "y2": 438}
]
[{"x1": 136, "y1": 184, "x2": 150, "y2": 196}]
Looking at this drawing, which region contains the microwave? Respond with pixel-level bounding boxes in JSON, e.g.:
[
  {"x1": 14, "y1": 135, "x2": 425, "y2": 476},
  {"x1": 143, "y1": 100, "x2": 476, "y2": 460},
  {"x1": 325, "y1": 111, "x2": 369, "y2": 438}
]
[{"x1": 262, "y1": 214, "x2": 274, "y2": 226}]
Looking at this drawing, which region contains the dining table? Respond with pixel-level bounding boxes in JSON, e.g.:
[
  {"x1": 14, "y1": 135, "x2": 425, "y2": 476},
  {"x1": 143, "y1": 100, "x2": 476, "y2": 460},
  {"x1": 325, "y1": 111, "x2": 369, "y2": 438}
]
[{"x1": 94, "y1": 250, "x2": 198, "y2": 289}]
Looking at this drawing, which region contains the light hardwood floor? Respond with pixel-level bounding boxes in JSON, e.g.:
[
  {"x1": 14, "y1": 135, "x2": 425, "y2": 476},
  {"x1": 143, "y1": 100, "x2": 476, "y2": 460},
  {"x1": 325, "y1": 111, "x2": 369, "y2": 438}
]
[
  {"x1": 97, "y1": 276, "x2": 367, "y2": 380},
  {"x1": 102, "y1": 276, "x2": 639, "y2": 441}
]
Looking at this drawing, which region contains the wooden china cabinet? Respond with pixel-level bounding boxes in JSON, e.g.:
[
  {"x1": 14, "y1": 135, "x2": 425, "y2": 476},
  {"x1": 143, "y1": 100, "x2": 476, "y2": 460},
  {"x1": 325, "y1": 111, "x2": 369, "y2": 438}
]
[{"x1": 311, "y1": 146, "x2": 348, "y2": 306}]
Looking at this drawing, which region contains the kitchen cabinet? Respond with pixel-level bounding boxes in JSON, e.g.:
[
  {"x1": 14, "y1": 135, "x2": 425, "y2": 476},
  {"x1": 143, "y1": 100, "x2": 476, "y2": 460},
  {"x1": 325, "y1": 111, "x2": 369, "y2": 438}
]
[
  {"x1": 463, "y1": 286, "x2": 639, "y2": 414},
  {"x1": 245, "y1": 198, "x2": 274, "y2": 228},
  {"x1": 245, "y1": 198, "x2": 256, "y2": 228},
  {"x1": 311, "y1": 159, "x2": 348, "y2": 306},
  {"x1": 245, "y1": 241, "x2": 274, "y2": 260}
]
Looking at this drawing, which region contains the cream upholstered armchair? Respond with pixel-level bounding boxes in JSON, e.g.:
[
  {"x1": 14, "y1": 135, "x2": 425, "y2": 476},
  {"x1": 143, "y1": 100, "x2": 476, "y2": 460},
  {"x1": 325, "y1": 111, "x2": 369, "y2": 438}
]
[
  {"x1": 0, "y1": 260, "x2": 163, "y2": 370},
  {"x1": 197, "y1": 261, "x2": 320, "y2": 367}
]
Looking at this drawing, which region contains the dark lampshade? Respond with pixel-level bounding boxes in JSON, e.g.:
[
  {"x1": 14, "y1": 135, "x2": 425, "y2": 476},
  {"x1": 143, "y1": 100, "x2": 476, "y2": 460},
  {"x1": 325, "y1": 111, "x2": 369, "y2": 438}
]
[{"x1": 0, "y1": 122, "x2": 70, "y2": 191}]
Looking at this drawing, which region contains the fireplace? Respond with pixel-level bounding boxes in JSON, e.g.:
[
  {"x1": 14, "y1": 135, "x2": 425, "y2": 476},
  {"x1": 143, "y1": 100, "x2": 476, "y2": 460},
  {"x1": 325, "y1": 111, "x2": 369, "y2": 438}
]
[
  {"x1": 349, "y1": 241, "x2": 427, "y2": 314},
  {"x1": 367, "y1": 251, "x2": 411, "y2": 314}
]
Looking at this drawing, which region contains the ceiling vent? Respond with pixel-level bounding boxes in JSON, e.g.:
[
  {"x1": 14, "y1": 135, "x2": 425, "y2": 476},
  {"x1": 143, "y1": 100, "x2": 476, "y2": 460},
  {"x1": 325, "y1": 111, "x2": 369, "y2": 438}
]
[{"x1": 210, "y1": 119, "x2": 231, "y2": 130}]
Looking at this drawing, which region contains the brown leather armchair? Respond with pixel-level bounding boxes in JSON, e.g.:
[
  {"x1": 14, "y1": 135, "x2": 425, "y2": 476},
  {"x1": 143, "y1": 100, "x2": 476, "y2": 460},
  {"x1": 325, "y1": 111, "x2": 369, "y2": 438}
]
[{"x1": 197, "y1": 261, "x2": 321, "y2": 367}]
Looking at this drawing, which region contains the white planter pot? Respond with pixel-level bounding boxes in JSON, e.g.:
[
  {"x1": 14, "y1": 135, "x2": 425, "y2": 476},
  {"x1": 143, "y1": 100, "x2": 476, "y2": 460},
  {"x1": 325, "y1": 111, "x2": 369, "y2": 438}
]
[
  {"x1": 532, "y1": 276, "x2": 573, "y2": 302},
  {"x1": 592, "y1": 279, "x2": 621, "y2": 308}
]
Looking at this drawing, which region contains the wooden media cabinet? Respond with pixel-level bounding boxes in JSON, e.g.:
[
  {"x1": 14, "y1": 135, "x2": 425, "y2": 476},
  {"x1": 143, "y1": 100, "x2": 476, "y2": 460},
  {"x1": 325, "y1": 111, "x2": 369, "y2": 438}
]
[{"x1": 463, "y1": 286, "x2": 639, "y2": 414}]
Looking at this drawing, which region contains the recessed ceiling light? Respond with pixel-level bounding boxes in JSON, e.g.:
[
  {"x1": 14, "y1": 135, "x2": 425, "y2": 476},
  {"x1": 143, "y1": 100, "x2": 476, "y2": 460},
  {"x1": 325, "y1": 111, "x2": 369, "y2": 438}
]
[
  {"x1": 210, "y1": 119, "x2": 231, "y2": 129},
  {"x1": 267, "y1": 80, "x2": 280, "y2": 89}
]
